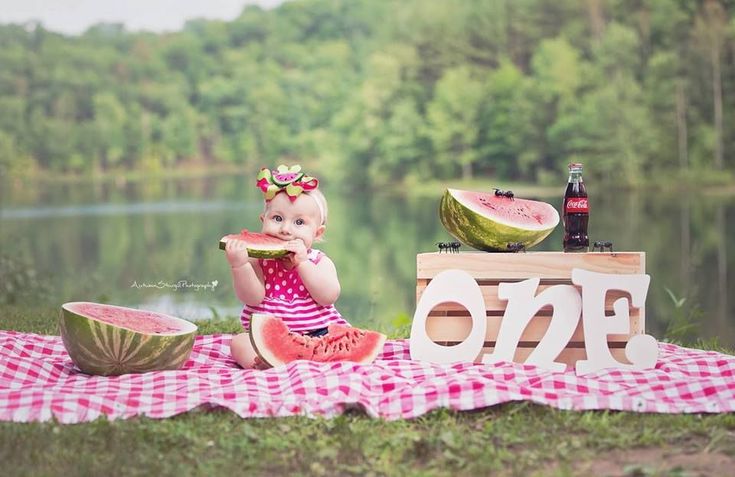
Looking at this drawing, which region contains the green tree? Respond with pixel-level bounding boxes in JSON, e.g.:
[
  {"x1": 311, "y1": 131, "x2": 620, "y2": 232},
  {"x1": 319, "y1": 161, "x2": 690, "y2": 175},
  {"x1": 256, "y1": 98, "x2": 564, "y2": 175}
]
[
  {"x1": 425, "y1": 66, "x2": 484, "y2": 180},
  {"x1": 478, "y1": 60, "x2": 532, "y2": 179},
  {"x1": 328, "y1": 45, "x2": 422, "y2": 186},
  {"x1": 161, "y1": 106, "x2": 198, "y2": 164},
  {"x1": 376, "y1": 97, "x2": 425, "y2": 184},
  {"x1": 519, "y1": 37, "x2": 585, "y2": 180},
  {"x1": 0, "y1": 130, "x2": 34, "y2": 176},
  {"x1": 549, "y1": 24, "x2": 657, "y2": 183},
  {"x1": 692, "y1": 0, "x2": 728, "y2": 170},
  {"x1": 93, "y1": 93, "x2": 127, "y2": 169}
]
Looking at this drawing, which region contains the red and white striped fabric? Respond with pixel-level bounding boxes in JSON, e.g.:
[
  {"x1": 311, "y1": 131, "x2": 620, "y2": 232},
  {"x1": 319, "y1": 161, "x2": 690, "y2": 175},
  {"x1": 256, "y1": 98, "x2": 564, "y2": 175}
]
[
  {"x1": 1, "y1": 330, "x2": 734, "y2": 423},
  {"x1": 241, "y1": 249, "x2": 349, "y2": 333}
]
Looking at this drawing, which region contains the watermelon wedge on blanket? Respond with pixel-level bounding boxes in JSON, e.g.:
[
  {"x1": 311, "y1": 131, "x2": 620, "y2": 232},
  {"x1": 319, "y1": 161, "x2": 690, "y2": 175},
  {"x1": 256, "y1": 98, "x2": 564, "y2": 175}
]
[
  {"x1": 59, "y1": 302, "x2": 197, "y2": 376},
  {"x1": 219, "y1": 230, "x2": 289, "y2": 259},
  {"x1": 249, "y1": 314, "x2": 386, "y2": 367}
]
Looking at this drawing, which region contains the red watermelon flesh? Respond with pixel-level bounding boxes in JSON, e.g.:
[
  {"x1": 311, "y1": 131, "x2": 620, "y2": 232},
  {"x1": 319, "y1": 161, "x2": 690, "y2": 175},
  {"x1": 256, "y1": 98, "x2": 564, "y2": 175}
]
[
  {"x1": 250, "y1": 316, "x2": 319, "y2": 364},
  {"x1": 69, "y1": 302, "x2": 184, "y2": 334},
  {"x1": 327, "y1": 323, "x2": 352, "y2": 336},
  {"x1": 219, "y1": 230, "x2": 289, "y2": 259},
  {"x1": 249, "y1": 314, "x2": 386, "y2": 367},
  {"x1": 311, "y1": 328, "x2": 386, "y2": 363}
]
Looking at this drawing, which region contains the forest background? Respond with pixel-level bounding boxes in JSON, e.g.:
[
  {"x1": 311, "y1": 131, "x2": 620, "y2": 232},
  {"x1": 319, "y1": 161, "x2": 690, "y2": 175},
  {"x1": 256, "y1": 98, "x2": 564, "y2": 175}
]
[{"x1": 1, "y1": 0, "x2": 735, "y2": 188}]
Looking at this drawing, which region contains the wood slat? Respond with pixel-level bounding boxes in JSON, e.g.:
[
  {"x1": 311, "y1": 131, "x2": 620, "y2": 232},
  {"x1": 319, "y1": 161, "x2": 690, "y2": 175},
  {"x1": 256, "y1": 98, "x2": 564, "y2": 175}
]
[
  {"x1": 466, "y1": 346, "x2": 630, "y2": 367},
  {"x1": 435, "y1": 341, "x2": 626, "y2": 348},
  {"x1": 417, "y1": 252, "x2": 644, "y2": 280},
  {"x1": 416, "y1": 284, "x2": 634, "y2": 312},
  {"x1": 424, "y1": 313, "x2": 642, "y2": 343}
]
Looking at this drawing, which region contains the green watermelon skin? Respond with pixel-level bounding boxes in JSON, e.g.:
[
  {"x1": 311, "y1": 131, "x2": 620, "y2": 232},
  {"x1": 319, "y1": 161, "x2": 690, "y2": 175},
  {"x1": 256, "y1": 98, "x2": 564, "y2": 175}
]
[
  {"x1": 218, "y1": 238, "x2": 289, "y2": 259},
  {"x1": 439, "y1": 188, "x2": 559, "y2": 252},
  {"x1": 59, "y1": 303, "x2": 197, "y2": 376},
  {"x1": 219, "y1": 231, "x2": 289, "y2": 259}
]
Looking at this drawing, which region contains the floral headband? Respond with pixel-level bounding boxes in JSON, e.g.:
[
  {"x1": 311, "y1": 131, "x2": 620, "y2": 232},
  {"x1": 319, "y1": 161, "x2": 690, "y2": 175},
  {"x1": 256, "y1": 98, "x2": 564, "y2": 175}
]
[
  {"x1": 256, "y1": 165, "x2": 319, "y2": 202},
  {"x1": 256, "y1": 165, "x2": 324, "y2": 224}
]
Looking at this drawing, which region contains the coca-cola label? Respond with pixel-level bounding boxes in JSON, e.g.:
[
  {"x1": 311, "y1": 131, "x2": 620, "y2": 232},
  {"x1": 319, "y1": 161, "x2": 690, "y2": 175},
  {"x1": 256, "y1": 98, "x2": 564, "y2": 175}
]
[{"x1": 565, "y1": 197, "x2": 589, "y2": 213}]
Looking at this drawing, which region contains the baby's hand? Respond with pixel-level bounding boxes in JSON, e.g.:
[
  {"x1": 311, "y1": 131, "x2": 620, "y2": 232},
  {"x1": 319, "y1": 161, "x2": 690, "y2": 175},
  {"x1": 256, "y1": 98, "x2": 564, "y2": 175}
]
[
  {"x1": 284, "y1": 239, "x2": 308, "y2": 266},
  {"x1": 225, "y1": 240, "x2": 249, "y2": 268}
]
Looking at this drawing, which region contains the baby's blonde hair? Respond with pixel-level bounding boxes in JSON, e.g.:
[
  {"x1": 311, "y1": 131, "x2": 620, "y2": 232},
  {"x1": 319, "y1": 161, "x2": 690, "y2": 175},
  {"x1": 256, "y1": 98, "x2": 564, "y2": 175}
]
[
  {"x1": 306, "y1": 189, "x2": 328, "y2": 226},
  {"x1": 262, "y1": 190, "x2": 329, "y2": 226}
]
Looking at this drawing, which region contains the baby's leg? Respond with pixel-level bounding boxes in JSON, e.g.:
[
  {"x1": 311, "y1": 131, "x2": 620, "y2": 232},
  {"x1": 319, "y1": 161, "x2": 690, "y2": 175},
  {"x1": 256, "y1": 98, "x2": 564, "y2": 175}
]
[{"x1": 230, "y1": 332, "x2": 258, "y2": 368}]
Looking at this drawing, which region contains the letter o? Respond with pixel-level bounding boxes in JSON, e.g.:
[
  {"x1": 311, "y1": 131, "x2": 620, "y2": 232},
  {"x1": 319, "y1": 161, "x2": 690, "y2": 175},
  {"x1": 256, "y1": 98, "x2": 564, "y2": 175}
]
[{"x1": 409, "y1": 269, "x2": 486, "y2": 363}]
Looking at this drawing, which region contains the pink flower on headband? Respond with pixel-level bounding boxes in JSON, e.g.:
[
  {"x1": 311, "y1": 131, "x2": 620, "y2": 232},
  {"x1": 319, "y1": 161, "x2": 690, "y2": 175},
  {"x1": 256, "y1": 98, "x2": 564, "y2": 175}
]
[{"x1": 256, "y1": 164, "x2": 319, "y2": 202}]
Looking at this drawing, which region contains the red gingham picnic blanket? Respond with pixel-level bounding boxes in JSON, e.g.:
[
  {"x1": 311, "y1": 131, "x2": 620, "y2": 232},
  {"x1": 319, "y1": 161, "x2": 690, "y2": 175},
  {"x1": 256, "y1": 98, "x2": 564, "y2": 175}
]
[{"x1": 1, "y1": 331, "x2": 734, "y2": 423}]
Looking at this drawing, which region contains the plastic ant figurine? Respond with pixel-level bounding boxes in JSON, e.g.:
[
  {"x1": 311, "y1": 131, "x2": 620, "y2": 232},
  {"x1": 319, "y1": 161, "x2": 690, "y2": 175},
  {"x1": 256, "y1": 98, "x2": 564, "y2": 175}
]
[
  {"x1": 506, "y1": 242, "x2": 526, "y2": 253},
  {"x1": 592, "y1": 241, "x2": 614, "y2": 253},
  {"x1": 437, "y1": 241, "x2": 461, "y2": 253},
  {"x1": 494, "y1": 188, "x2": 515, "y2": 200}
]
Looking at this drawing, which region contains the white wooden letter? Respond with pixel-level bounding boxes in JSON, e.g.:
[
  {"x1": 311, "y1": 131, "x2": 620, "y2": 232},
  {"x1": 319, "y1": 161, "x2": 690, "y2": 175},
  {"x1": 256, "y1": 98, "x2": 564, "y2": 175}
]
[
  {"x1": 410, "y1": 269, "x2": 486, "y2": 364},
  {"x1": 481, "y1": 278, "x2": 582, "y2": 372},
  {"x1": 572, "y1": 268, "x2": 658, "y2": 374}
]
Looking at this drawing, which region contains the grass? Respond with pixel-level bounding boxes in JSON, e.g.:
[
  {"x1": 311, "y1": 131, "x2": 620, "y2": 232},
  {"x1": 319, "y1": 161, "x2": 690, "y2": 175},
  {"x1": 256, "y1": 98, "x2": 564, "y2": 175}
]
[{"x1": 2, "y1": 305, "x2": 735, "y2": 476}]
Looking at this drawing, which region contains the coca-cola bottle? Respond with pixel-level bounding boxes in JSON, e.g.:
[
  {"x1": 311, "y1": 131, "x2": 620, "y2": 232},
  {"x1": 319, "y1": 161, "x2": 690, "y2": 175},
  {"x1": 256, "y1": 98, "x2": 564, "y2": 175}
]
[{"x1": 563, "y1": 162, "x2": 589, "y2": 252}]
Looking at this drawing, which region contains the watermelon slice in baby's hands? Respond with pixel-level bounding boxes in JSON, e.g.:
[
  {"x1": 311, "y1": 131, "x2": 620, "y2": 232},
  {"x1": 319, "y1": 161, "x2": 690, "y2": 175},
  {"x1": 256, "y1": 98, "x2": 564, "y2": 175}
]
[{"x1": 219, "y1": 230, "x2": 289, "y2": 259}]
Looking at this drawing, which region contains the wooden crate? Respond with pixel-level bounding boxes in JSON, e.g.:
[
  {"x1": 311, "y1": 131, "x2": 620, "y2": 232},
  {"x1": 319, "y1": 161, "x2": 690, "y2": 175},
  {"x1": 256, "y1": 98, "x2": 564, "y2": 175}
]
[{"x1": 416, "y1": 251, "x2": 646, "y2": 366}]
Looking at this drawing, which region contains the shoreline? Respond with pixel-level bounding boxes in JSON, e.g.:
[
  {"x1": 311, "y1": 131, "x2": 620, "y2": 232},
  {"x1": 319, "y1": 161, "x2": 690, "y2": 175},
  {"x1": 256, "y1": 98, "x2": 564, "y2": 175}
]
[{"x1": 4, "y1": 166, "x2": 734, "y2": 195}]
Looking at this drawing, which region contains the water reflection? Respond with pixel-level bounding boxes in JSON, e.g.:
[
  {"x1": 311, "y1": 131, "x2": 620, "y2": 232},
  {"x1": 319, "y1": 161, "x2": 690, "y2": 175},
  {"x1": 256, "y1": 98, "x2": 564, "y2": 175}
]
[{"x1": 0, "y1": 175, "x2": 733, "y2": 346}]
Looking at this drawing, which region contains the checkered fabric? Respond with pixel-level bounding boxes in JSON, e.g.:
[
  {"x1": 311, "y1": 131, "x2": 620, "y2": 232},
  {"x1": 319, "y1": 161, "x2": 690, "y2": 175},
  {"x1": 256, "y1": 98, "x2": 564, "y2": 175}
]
[{"x1": 1, "y1": 331, "x2": 733, "y2": 423}]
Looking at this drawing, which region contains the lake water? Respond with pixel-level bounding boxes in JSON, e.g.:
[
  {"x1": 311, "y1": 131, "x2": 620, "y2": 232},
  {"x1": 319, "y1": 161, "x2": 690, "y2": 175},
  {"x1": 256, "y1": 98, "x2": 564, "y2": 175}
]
[{"x1": 1, "y1": 174, "x2": 733, "y2": 347}]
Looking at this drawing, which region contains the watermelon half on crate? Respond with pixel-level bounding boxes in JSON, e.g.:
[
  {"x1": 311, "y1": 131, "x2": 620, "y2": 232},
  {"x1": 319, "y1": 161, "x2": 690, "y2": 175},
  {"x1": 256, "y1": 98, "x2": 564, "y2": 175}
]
[
  {"x1": 59, "y1": 302, "x2": 197, "y2": 376},
  {"x1": 249, "y1": 314, "x2": 386, "y2": 367},
  {"x1": 439, "y1": 188, "x2": 559, "y2": 252},
  {"x1": 219, "y1": 230, "x2": 289, "y2": 259}
]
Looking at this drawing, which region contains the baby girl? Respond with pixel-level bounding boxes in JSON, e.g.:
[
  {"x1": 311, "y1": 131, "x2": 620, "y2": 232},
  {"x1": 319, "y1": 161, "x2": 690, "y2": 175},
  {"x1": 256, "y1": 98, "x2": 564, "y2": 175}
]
[{"x1": 225, "y1": 165, "x2": 349, "y2": 368}]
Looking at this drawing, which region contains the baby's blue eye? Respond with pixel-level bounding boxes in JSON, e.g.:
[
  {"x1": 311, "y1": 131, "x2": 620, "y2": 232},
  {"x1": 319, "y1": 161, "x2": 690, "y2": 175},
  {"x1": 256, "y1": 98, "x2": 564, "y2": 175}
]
[
  {"x1": 273, "y1": 215, "x2": 283, "y2": 222},
  {"x1": 295, "y1": 218, "x2": 305, "y2": 226}
]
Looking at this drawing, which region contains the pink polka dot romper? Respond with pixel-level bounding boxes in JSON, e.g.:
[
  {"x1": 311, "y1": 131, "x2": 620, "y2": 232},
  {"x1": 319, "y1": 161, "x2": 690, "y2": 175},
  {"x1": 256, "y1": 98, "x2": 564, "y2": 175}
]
[{"x1": 240, "y1": 249, "x2": 349, "y2": 334}]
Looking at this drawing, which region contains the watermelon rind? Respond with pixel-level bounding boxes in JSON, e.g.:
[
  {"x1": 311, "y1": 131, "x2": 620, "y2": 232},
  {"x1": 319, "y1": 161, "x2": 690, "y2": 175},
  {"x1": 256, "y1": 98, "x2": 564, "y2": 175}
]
[
  {"x1": 439, "y1": 188, "x2": 559, "y2": 252},
  {"x1": 59, "y1": 302, "x2": 197, "y2": 376},
  {"x1": 219, "y1": 233, "x2": 289, "y2": 259},
  {"x1": 249, "y1": 313, "x2": 289, "y2": 367}
]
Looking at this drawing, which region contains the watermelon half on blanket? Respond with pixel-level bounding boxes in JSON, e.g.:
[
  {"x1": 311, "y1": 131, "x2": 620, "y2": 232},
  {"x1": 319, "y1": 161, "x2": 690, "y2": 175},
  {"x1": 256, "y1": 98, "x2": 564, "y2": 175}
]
[
  {"x1": 59, "y1": 302, "x2": 197, "y2": 376},
  {"x1": 249, "y1": 314, "x2": 386, "y2": 367},
  {"x1": 439, "y1": 188, "x2": 559, "y2": 252},
  {"x1": 219, "y1": 230, "x2": 289, "y2": 259}
]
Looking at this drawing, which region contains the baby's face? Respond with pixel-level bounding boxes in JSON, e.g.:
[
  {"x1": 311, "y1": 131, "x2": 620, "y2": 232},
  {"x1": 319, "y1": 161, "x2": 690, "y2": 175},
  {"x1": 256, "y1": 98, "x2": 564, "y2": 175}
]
[{"x1": 260, "y1": 192, "x2": 324, "y2": 249}]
